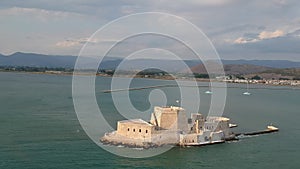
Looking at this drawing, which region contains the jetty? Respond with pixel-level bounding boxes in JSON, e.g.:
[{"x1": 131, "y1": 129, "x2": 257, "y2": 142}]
[
  {"x1": 235, "y1": 125, "x2": 279, "y2": 136},
  {"x1": 102, "y1": 84, "x2": 177, "y2": 93}
]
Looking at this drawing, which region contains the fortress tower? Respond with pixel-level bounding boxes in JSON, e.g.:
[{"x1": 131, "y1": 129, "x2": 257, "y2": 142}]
[{"x1": 150, "y1": 106, "x2": 189, "y2": 133}]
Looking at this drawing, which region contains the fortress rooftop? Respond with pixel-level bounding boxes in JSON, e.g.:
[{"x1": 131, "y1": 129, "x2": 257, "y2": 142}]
[{"x1": 118, "y1": 119, "x2": 154, "y2": 126}]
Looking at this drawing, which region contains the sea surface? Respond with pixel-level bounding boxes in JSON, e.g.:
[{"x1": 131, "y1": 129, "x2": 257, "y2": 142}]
[{"x1": 1, "y1": 72, "x2": 300, "y2": 169}]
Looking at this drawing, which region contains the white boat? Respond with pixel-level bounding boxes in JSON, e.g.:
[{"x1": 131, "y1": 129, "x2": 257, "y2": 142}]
[
  {"x1": 243, "y1": 81, "x2": 251, "y2": 95},
  {"x1": 205, "y1": 83, "x2": 213, "y2": 94},
  {"x1": 205, "y1": 90, "x2": 212, "y2": 94},
  {"x1": 267, "y1": 125, "x2": 279, "y2": 131},
  {"x1": 229, "y1": 123, "x2": 238, "y2": 128},
  {"x1": 243, "y1": 91, "x2": 251, "y2": 95}
]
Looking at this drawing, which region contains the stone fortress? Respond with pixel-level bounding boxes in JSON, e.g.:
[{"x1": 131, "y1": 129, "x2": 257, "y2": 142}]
[{"x1": 101, "y1": 106, "x2": 235, "y2": 148}]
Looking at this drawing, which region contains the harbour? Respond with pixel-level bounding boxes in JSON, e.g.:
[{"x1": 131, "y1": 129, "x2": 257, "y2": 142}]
[{"x1": 0, "y1": 72, "x2": 299, "y2": 168}]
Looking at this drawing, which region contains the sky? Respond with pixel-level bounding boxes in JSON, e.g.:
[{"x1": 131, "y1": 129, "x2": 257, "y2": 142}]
[{"x1": 0, "y1": 0, "x2": 300, "y2": 61}]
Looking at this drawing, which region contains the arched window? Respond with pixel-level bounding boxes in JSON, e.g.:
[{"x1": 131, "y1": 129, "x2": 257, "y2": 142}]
[
  {"x1": 127, "y1": 128, "x2": 130, "y2": 131},
  {"x1": 139, "y1": 129, "x2": 141, "y2": 132},
  {"x1": 133, "y1": 129, "x2": 135, "y2": 132},
  {"x1": 145, "y1": 130, "x2": 148, "y2": 133}
]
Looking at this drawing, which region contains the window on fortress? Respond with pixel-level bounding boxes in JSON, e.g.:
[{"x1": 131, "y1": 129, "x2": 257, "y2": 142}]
[
  {"x1": 127, "y1": 128, "x2": 130, "y2": 131},
  {"x1": 133, "y1": 129, "x2": 135, "y2": 132},
  {"x1": 146, "y1": 130, "x2": 148, "y2": 133},
  {"x1": 139, "y1": 129, "x2": 141, "y2": 132}
]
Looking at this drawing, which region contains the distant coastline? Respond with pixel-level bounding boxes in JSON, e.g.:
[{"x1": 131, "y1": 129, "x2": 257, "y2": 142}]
[{"x1": 1, "y1": 66, "x2": 300, "y2": 87}]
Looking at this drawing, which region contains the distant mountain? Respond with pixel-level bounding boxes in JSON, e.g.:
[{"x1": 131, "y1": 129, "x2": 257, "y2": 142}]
[
  {"x1": 1, "y1": 52, "x2": 300, "y2": 71},
  {"x1": 189, "y1": 63, "x2": 274, "y2": 75},
  {"x1": 0, "y1": 52, "x2": 76, "y2": 68},
  {"x1": 110, "y1": 59, "x2": 202, "y2": 72},
  {"x1": 0, "y1": 52, "x2": 121, "y2": 69},
  {"x1": 222, "y1": 60, "x2": 300, "y2": 68},
  {"x1": 0, "y1": 52, "x2": 202, "y2": 71}
]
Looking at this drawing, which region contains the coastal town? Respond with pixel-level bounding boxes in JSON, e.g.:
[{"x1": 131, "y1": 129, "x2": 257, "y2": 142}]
[{"x1": 223, "y1": 78, "x2": 300, "y2": 86}]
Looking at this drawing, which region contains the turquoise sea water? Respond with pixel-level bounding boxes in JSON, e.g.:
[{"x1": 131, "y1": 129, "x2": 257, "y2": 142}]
[{"x1": 1, "y1": 72, "x2": 300, "y2": 168}]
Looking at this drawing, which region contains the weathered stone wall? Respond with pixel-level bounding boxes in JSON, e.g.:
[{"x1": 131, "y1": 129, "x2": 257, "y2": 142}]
[
  {"x1": 177, "y1": 109, "x2": 188, "y2": 133},
  {"x1": 117, "y1": 121, "x2": 154, "y2": 139},
  {"x1": 150, "y1": 106, "x2": 188, "y2": 132},
  {"x1": 216, "y1": 120, "x2": 230, "y2": 138},
  {"x1": 160, "y1": 112, "x2": 178, "y2": 129},
  {"x1": 180, "y1": 133, "x2": 198, "y2": 144},
  {"x1": 151, "y1": 130, "x2": 179, "y2": 145}
]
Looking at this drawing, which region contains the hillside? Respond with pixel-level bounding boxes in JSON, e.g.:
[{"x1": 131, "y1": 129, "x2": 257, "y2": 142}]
[
  {"x1": 222, "y1": 60, "x2": 300, "y2": 68},
  {"x1": 189, "y1": 63, "x2": 274, "y2": 75},
  {"x1": 189, "y1": 63, "x2": 300, "y2": 80},
  {"x1": 260, "y1": 68, "x2": 300, "y2": 79},
  {"x1": 1, "y1": 52, "x2": 300, "y2": 68},
  {"x1": 1, "y1": 52, "x2": 300, "y2": 78},
  {"x1": 0, "y1": 52, "x2": 202, "y2": 71},
  {"x1": 0, "y1": 52, "x2": 76, "y2": 68},
  {"x1": 224, "y1": 64, "x2": 273, "y2": 75}
]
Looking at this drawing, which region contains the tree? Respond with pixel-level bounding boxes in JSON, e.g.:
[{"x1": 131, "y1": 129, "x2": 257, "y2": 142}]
[
  {"x1": 251, "y1": 75, "x2": 262, "y2": 80},
  {"x1": 193, "y1": 73, "x2": 209, "y2": 79}
]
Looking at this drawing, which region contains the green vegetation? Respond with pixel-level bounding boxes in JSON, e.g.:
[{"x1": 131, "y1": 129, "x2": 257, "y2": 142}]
[
  {"x1": 251, "y1": 75, "x2": 262, "y2": 80},
  {"x1": 193, "y1": 73, "x2": 210, "y2": 79},
  {"x1": 137, "y1": 69, "x2": 168, "y2": 76},
  {"x1": 235, "y1": 75, "x2": 245, "y2": 79},
  {"x1": 0, "y1": 66, "x2": 73, "y2": 73},
  {"x1": 279, "y1": 77, "x2": 290, "y2": 80}
]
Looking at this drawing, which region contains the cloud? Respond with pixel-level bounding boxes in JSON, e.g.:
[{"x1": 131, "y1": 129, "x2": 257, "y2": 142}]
[
  {"x1": 233, "y1": 37, "x2": 259, "y2": 44},
  {"x1": 55, "y1": 38, "x2": 100, "y2": 48},
  {"x1": 218, "y1": 28, "x2": 300, "y2": 61},
  {"x1": 0, "y1": 7, "x2": 84, "y2": 21},
  {"x1": 187, "y1": 0, "x2": 234, "y2": 6},
  {"x1": 55, "y1": 40, "x2": 80, "y2": 48},
  {"x1": 1, "y1": 0, "x2": 300, "y2": 60},
  {"x1": 233, "y1": 29, "x2": 285, "y2": 44},
  {"x1": 288, "y1": 29, "x2": 300, "y2": 37},
  {"x1": 274, "y1": 0, "x2": 287, "y2": 5},
  {"x1": 258, "y1": 30, "x2": 284, "y2": 40},
  {"x1": 55, "y1": 37, "x2": 119, "y2": 48}
]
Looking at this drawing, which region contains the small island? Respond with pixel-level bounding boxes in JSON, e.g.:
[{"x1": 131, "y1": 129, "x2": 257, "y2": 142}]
[
  {"x1": 100, "y1": 106, "x2": 279, "y2": 148},
  {"x1": 101, "y1": 106, "x2": 233, "y2": 148},
  {"x1": 100, "y1": 106, "x2": 278, "y2": 148}
]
